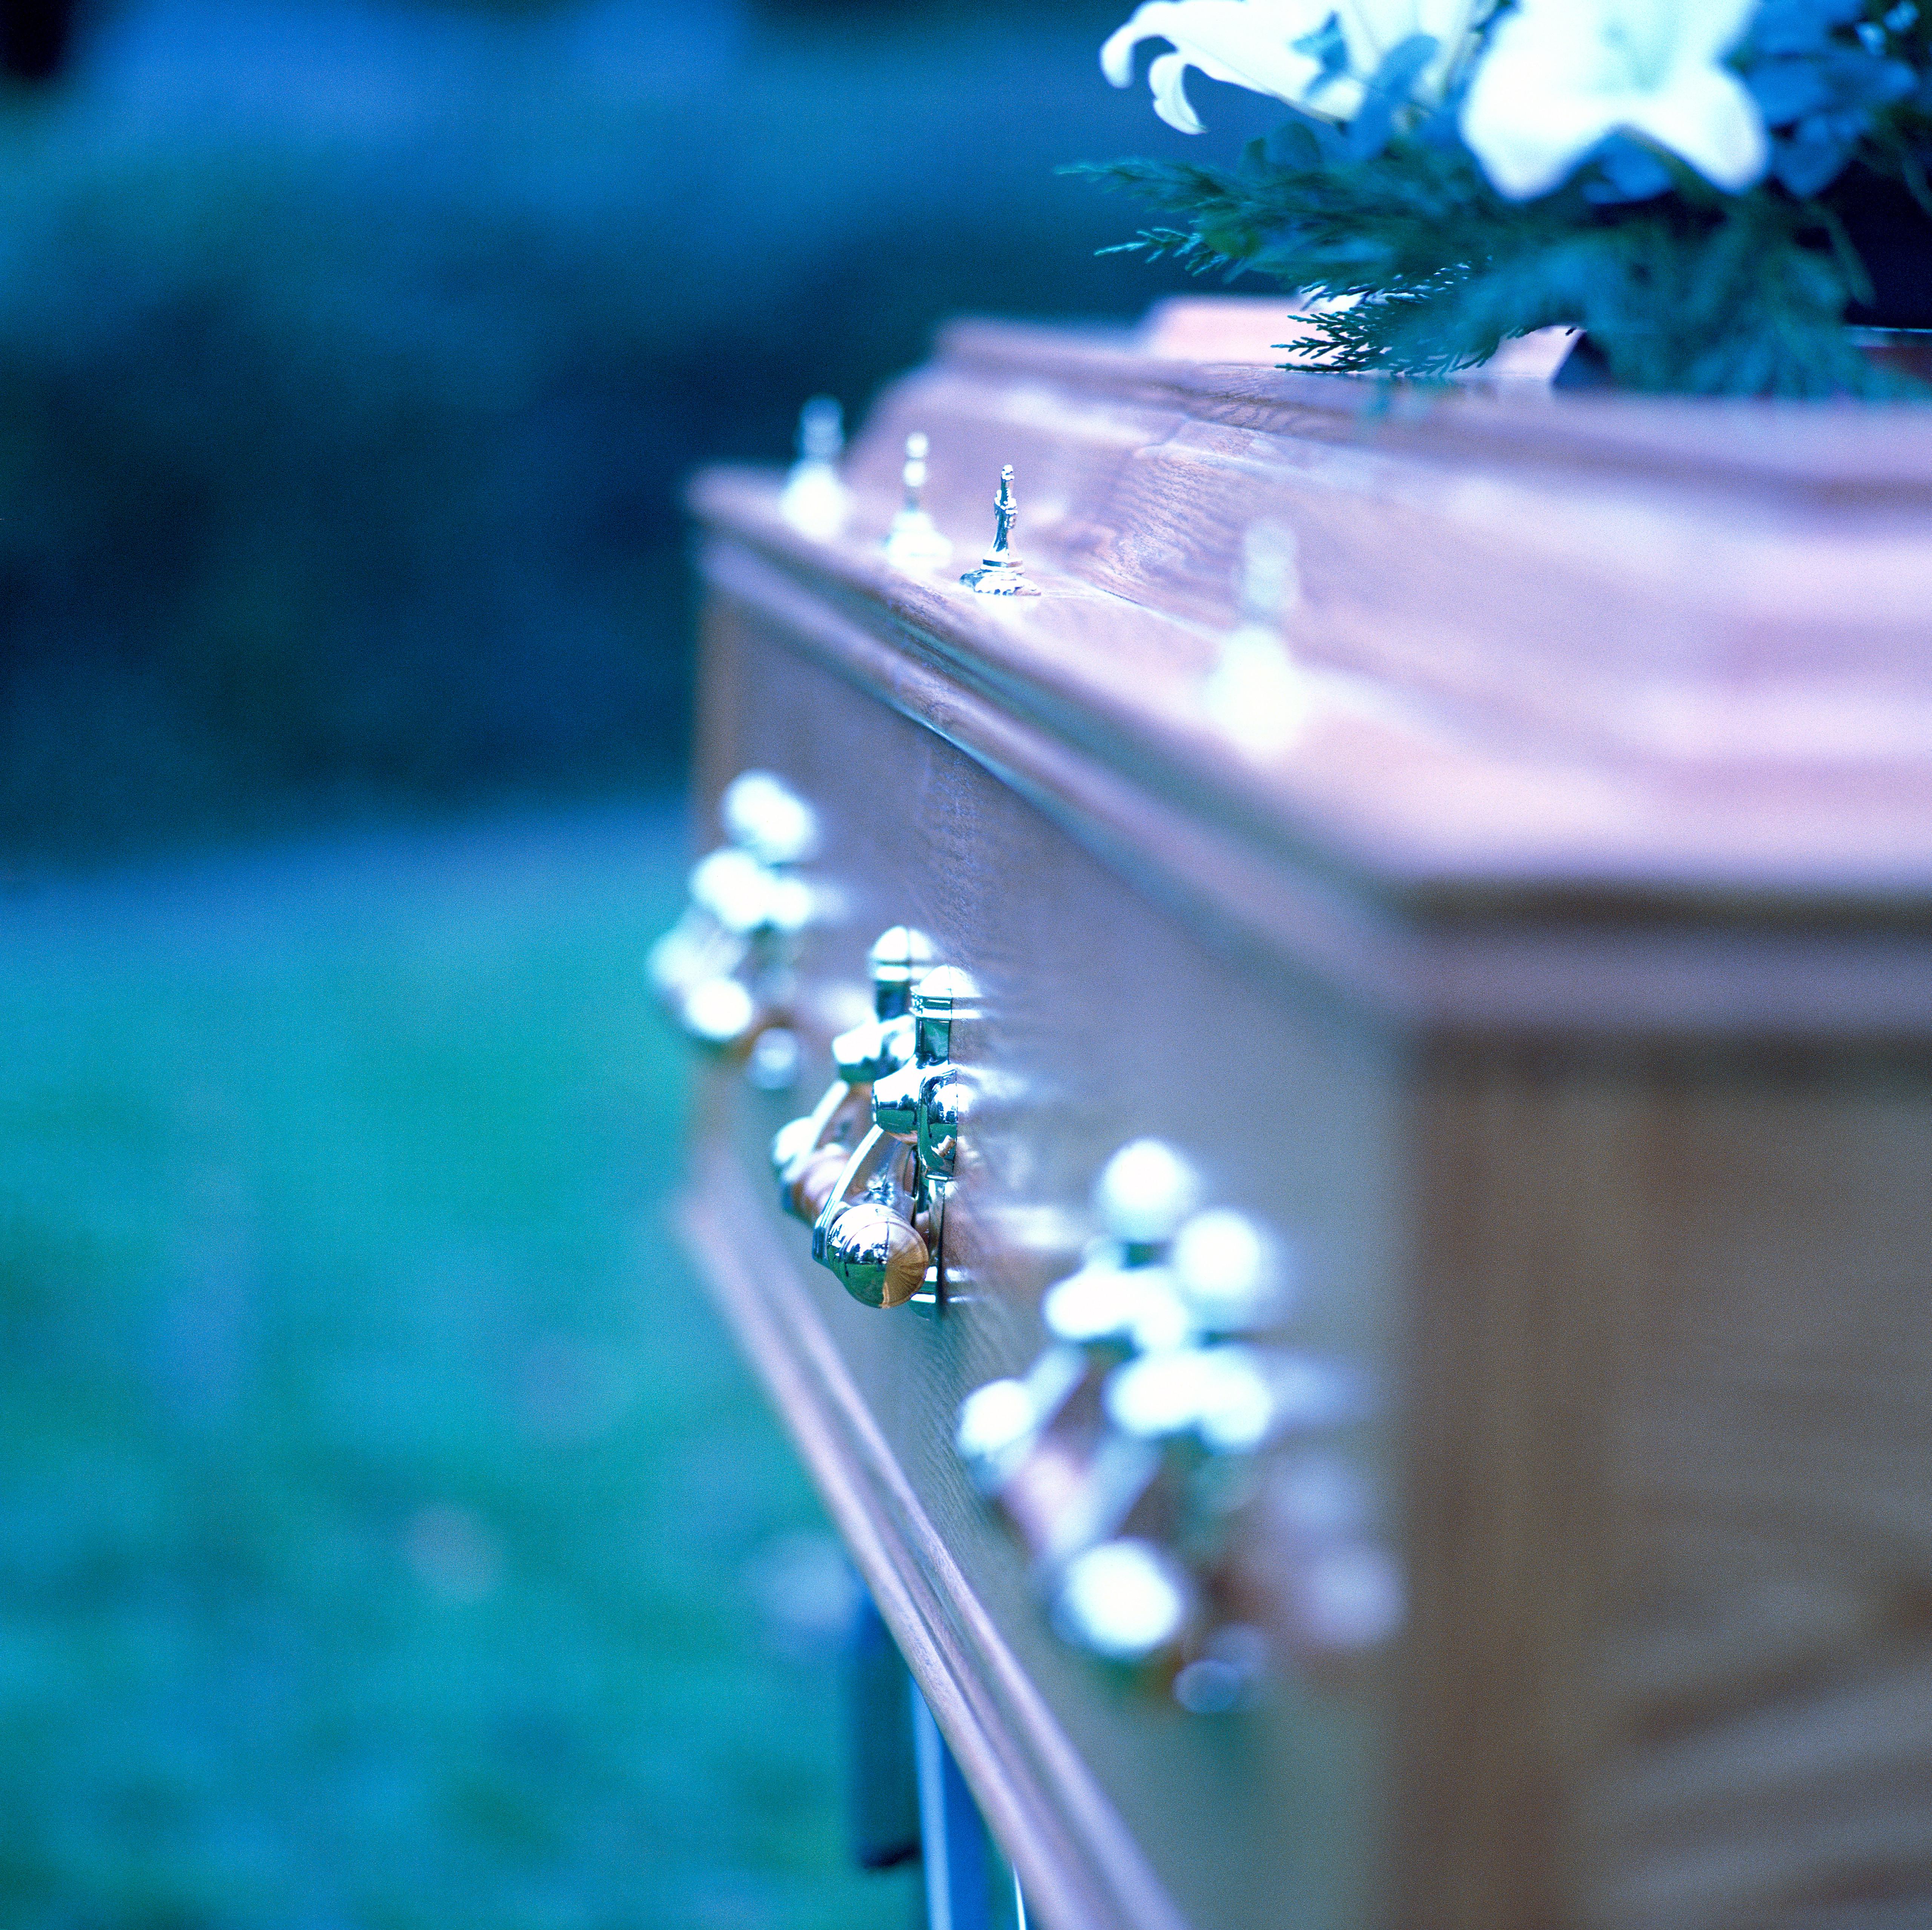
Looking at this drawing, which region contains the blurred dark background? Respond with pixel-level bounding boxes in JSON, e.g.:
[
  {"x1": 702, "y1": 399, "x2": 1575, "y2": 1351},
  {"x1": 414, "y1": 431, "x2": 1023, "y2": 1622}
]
[
  {"x1": 0, "y1": 0, "x2": 1251, "y2": 864},
  {"x1": 0, "y1": 7, "x2": 1276, "y2": 1926}
]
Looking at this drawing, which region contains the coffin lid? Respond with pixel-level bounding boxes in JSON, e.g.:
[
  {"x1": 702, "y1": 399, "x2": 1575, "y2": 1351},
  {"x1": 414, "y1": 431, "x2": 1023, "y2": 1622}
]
[{"x1": 691, "y1": 318, "x2": 1932, "y2": 1043}]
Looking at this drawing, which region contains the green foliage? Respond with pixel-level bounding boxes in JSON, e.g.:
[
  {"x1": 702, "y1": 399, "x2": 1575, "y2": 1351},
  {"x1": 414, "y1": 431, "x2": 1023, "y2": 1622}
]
[
  {"x1": 0, "y1": 812, "x2": 918, "y2": 1930},
  {"x1": 1078, "y1": 0, "x2": 1932, "y2": 395},
  {"x1": 1080, "y1": 128, "x2": 1895, "y2": 392},
  {"x1": 1744, "y1": 0, "x2": 1931, "y2": 196},
  {"x1": 0, "y1": 5, "x2": 1215, "y2": 860}
]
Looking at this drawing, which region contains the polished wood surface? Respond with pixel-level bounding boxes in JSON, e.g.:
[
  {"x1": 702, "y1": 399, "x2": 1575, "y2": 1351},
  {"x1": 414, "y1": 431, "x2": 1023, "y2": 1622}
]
[
  {"x1": 1410, "y1": 1045, "x2": 1932, "y2": 1930},
  {"x1": 682, "y1": 320, "x2": 1932, "y2": 1930},
  {"x1": 687, "y1": 596, "x2": 1398, "y2": 1930}
]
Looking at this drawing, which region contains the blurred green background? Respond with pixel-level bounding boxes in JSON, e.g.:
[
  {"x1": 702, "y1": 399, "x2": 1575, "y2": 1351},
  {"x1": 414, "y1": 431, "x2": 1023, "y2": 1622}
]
[
  {"x1": 1, "y1": 805, "x2": 924, "y2": 1929},
  {"x1": 0, "y1": 0, "x2": 1261, "y2": 861},
  {"x1": 0, "y1": 2, "x2": 1273, "y2": 1922}
]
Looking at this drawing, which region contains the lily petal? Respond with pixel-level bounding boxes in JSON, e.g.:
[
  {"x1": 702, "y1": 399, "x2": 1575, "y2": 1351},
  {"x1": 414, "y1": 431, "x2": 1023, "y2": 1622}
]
[
  {"x1": 1463, "y1": 87, "x2": 1631, "y2": 196},
  {"x1": 1460, "y1": 0, "x2": 1768, "y2": 198},
  {"x1": 1628, "y1": 63, "x2": 1768, "y2": 190},
  {"x1": 1148, "y1": 48, "x2": 1208, "y2": 131},
  {"x1": 1100, "y1": 0, "x2": 1336, "y2": 128},
  {"x1": 1100, "y1": 14, "x2": 1147, "y2": 86}
]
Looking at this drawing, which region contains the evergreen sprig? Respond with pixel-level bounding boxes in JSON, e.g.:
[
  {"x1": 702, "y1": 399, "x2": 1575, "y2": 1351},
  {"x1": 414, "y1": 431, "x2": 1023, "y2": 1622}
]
[{"x1": 1075, "y1": 0, "x2": 1932, "y2": 396}]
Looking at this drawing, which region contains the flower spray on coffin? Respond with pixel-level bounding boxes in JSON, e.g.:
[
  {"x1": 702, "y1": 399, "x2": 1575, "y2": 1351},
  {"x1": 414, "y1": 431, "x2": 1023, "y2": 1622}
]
[{"x1": 1081, "y1": 0, "x2": 1932, "y2": 394}]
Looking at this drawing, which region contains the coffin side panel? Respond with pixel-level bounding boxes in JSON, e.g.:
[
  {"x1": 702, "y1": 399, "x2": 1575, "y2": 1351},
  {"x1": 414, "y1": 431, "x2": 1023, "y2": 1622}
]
[
  {"x1": 1412, "y1": 1051, "x2": 1932, "y2": 1930},
  {"x1": 684, "y1": 591, "x2": 1410, "y2": 1930}
]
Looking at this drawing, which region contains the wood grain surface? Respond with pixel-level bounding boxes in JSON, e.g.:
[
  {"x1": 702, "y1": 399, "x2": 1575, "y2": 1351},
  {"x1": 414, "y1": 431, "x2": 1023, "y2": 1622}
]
[
  {"x1": 688, "y1": 310, "x2": 1932, "y2": 1040},
  {"x1": 1408, "y1": 1046, "x2": 1932, "y2": 1930},
  {"x1": 680, "y1": 320, "x2": 1932, "y2": 1930},
  {"x1": 681, "y1": 1140, "x2": 1195, "y2": 1930},
  {"x1": 684, "y1": 597, "x2": 1400, "y2": 1930},
  {"x1": 694, "y1": 507, "x2": 1932, "y2": 1043}
]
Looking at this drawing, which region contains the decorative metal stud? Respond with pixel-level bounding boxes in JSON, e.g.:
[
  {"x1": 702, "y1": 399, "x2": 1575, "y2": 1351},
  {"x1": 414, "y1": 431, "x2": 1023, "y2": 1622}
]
[
  {"x1": 883, "y1": 433, "x2": 952, "y2": 570},
  {"x1": 955, "y1": 1140, "x2": 1399, "y2": 1704},
  {"x1": 780, "y1": 394, "x2": 851, "y2": 540},
  {"x1": 1203, "y1": 521, "x2": 1308, "y2": 754},
  {"x1": 959, "y1": 466, "x2": 1040, "y2": 597},
  {"x1": 646, "y1": 770, "x2": 823, "y2": 1076}
]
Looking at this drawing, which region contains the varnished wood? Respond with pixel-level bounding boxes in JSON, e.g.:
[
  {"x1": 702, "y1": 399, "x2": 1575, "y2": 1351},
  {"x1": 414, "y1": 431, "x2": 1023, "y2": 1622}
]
[
  {"x1": 682, "y1": 1141, "x2": 1195, "y2": 1930},
  {"x1": 696, "y1": 509, "x2": 1932, "y2": 1043},
  {"x1": 683, "y1": 596, "x2": 1398, "y2": 1930},
  {"x1": 681, "y1": 319, "x2": 1932, "y2": 1930},
  {"x1": 1407, "y1": 1046, "x2": 1932, "y2": 1930}
]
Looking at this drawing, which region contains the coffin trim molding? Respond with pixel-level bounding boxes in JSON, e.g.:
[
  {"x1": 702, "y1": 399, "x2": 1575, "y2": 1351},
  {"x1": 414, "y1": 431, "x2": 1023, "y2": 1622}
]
[
  {"x1": 680, "y1": 1141, "x2": 1193, "y2": 1930},
  {"x1": 696, "y1": 516, "x2": 1932, "y2": 1043}
]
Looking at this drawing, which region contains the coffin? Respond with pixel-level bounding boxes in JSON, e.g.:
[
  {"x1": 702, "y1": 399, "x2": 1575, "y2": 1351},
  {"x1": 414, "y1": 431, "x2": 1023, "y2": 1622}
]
[{"x1": 677, "y1": 311, "x2": 1932, "y2": 1930}]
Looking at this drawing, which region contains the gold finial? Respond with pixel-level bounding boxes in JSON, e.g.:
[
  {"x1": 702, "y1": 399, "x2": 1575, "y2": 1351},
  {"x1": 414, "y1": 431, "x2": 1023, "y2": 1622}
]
[
  {"x1": 780, "y1": 395, "x2": 850, "y2": 539},
  {"x1": 883, "y1": 430, "x2": 952, "y2": 569},
  {"x1": 1204, "y1": 520, "x2": 1308, "y2": 756},
  {"x1": 959, "y1": 465, "x2": 1040, "y2": 596}
]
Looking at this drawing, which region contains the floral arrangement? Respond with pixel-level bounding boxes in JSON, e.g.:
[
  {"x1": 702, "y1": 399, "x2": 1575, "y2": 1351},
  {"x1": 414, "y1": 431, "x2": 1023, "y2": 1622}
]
[{"x1": 1081, "y1": 0, "x2": 1932, "y2": 392}]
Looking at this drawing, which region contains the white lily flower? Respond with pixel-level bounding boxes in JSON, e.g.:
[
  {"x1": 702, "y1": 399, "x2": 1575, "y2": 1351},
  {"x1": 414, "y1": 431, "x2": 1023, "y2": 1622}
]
[
  {"x1": 1102, "y1": 0, "x2": 1341, "y2": 133},
  {"x1": 1459, "y1": 0, "x2": 1768, "y2": 199},
  {"x1": 1332, "y1": 0, "x2": 1491, "y2": 100},
  {"x1": 1102, "y1": 0, "x2": 1490, "y2": 133}
]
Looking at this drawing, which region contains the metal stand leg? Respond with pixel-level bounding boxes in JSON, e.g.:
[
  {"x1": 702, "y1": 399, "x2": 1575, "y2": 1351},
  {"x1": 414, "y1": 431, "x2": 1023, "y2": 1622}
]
[
  {"x1": 911, "y1": 1684, "x2": 989, "y2": 1930},
  {"x1": 846, "y1": 1592, "x2": 921, "y2": 1869}
]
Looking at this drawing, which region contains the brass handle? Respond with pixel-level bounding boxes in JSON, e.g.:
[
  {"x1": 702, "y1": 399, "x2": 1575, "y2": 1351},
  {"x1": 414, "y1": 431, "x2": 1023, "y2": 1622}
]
[
  {"x1": 955, "y1": 1140, "x2": 1397, "y2": 1708},
  {"x1": 647, "y1": 770, "x2": 821, "y2": 1079},
  {"x1": 771, "y1": 925, "x2": 934, "y2": 1223},
  {"x1": 814, "y1": 963, "x2": 980, "y2": 1312},
  {"x1": 814, "y1": 1126, "x2": 929, "y2": 1309}
]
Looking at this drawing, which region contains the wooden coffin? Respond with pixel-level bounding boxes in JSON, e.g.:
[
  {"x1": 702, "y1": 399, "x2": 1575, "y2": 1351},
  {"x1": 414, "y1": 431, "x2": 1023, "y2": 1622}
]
[{"x1": 677, "y1": 313, "x2": 1932, "y2": 1930}]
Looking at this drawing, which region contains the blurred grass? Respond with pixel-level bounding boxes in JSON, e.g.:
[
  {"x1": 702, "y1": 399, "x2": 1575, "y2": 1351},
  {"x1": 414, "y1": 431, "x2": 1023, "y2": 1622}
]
[
  {"x1": 0, "y1": 0, "x2": 1271, "y2": 861},
  {"x1": 0, "y1": 804, "x2": 915, "y2": 1930}
]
